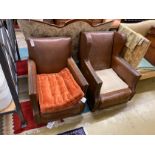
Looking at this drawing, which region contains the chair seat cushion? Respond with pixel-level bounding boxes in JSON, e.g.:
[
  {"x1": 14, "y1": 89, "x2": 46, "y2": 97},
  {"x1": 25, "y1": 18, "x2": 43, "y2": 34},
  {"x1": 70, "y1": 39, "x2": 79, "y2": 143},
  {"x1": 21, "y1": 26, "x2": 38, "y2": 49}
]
[
  {"x1": 37, "y1": 68, "x2": 84, "y2": 113},
  {"x1": 95, "y1": 68, "x2": 128, "y2": 94}
]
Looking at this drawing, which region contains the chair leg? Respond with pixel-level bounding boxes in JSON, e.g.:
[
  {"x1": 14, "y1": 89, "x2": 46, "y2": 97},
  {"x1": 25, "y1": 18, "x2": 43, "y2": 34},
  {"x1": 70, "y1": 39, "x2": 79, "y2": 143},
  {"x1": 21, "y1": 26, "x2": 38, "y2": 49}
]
[
  {"x1": 34, "y1": 114, "x2": 42, "y2": 125},
  {"x1": 15, "y1": 111, "x2": 27, "y2": 128},
  {"x1": 16, "y1": 104, "x2": 27, "y2": 128}
]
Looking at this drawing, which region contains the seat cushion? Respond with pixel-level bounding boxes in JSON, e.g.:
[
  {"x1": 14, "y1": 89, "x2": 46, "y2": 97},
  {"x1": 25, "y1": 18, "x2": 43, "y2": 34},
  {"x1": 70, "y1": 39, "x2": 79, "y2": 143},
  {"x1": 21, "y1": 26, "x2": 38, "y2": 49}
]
[
  {"x1": 37, "y1": 68, "x2": 84, "y2": 113},
  {"x1": 95, "y1": 68, "x2": 128, "y2": 94}
]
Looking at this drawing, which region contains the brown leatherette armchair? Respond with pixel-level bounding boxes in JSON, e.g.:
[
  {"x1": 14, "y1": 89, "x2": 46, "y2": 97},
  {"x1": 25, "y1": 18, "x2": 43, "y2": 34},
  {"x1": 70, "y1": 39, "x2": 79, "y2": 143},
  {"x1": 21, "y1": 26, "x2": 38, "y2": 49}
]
[
  {"x1": 27, "y1": 37, "x2": 88, "y2": 124},
  {"x1": 79, "y1": 31, "x2": 141, "y2": 111}
]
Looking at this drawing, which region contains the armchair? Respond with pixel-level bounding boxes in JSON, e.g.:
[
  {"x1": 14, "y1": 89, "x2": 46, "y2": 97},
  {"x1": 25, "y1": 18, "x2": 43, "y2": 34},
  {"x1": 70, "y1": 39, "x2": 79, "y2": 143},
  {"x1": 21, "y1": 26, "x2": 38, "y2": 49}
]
[
  {"x1": 79, "y1": 31, "x2": 141, "y2": 111},
  {"x1": 27, "y1": 37, "x2": 88, "y2": 124}
]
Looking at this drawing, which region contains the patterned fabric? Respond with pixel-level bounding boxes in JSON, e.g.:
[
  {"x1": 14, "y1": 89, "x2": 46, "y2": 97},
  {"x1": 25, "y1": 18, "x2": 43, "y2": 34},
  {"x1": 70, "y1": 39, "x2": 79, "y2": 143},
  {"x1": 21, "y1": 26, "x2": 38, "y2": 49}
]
[
  {"x1": 37, "y1": 68, "x2": 84, "y2": 113},
  {"x1": 119, "y1": 24, "x2": 145, "y2": 50},
  {"x1": 13, "y1": 101, "x2": 44, "y2": 134},
  {"x1": 18, "y1": 20, "x2": 115, "y2": 61},
  {"x1": 2, "y1": 100, "x2": 88, "y2": 135},
  {"x1": 16, "y1": 60, "x2": 28, "y2": 76},
  {"x1": 118, "y1": 24, "x2": 151, "y2": 68},
  {"x1": 58, "y1": 127, "x2": 86, "y2": 135}
]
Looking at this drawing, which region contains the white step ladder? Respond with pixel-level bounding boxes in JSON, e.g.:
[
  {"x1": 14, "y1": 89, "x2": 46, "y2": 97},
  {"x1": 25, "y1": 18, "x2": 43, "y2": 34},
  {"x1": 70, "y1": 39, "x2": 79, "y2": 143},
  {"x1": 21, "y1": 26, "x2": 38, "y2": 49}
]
[{"x1": 0, "y1": 64, "x2": 12, "y2": 111}]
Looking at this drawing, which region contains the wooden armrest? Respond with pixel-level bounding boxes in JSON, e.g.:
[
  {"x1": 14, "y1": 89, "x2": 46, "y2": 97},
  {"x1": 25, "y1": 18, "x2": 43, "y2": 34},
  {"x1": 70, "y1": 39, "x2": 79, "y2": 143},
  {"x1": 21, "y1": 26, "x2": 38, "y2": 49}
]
[
  {"x1": 28, "y1": 59, "x2": 37, "y2": 95},
  {"x1": 82, "y1": 60, "x2": 102, "y2": 96},
  {"x1": 67, "y1": 57, "x2": 88, "y2": 93},
  {"x1": 28, "y1": 59, "x2": 40, "y2": 123},
  {"x1": 112, "y1": 56, "x2": 141, "y2": 93}
]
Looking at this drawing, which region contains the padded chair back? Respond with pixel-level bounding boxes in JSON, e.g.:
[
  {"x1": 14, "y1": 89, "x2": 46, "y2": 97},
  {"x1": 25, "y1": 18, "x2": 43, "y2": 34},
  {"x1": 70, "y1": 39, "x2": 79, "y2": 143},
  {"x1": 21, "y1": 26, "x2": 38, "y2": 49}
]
[
  {"x1": 27, "y1": 37, "x2": 71, "y2": 74},
  {"x1": 80, "y1": 32, "x2": 114, "y2": 70},
  {"x1": 112, "y1": 32, "x2": 127, "y2": 56}
]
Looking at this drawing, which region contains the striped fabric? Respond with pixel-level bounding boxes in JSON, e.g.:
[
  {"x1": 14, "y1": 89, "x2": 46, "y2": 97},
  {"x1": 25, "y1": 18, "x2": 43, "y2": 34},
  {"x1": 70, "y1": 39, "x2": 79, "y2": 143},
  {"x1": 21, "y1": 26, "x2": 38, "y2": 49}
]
[{"x1": 37, "y1": 68, "x2": 84, "y2": 113}]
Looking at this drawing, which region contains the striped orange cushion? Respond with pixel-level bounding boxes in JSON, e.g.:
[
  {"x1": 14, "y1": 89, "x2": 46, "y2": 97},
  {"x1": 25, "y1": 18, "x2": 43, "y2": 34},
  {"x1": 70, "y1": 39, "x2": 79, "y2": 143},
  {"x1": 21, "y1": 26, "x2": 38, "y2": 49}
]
[{"x1": 37, "y1": 68, "x2": 84, "y2": 113}]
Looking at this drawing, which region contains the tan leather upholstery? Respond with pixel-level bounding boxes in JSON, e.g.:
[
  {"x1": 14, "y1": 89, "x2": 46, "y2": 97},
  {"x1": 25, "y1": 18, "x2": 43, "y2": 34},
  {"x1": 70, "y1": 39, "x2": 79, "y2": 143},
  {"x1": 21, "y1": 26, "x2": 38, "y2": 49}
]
[
  {"x1": 79, "y1": 31, "x2": 141, "y2": 111},
  {"x1": 27, "y1": 37, "x2": 88, "y2": 124},
  {"x1": 96, "y1": 68, "x2": 128, "y2": 94}
]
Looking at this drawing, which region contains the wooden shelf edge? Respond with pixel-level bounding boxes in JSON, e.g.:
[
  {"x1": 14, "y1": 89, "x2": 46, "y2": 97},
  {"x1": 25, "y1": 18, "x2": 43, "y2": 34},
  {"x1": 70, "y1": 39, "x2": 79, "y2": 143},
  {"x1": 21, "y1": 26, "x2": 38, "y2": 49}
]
[{"x1": 138, "y1": 69, "x2": 155, "y2": 80}]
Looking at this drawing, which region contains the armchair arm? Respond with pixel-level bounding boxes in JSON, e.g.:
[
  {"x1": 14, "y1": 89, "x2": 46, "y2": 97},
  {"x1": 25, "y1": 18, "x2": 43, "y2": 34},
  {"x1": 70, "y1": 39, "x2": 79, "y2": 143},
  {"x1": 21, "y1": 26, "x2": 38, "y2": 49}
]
[
  {"x1": 28, "y1": 59, "x2": 40, "y2": 123},
  {"x1": 67, "y1": 57, "x2": 88, "y2": 94},
  {"x1": 112, "y1": 56, "x2": 141, "y2": 94},
  {"x1": 28, "y1": 59, "x2": 37, "y2": 95},
  {"x1": 81, "y1": 60, "x2": 102, "y2": 96}
]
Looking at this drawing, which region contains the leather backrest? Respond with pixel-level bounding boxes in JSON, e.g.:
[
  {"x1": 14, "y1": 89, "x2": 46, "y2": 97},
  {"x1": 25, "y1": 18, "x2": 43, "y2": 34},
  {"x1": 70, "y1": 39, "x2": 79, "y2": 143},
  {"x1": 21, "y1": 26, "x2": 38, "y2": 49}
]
[
  {"x1": 80, "y1": 32, "x2": 114, "y2": 70},
  {"x1": 112, "y1": 32, "x2": 126, "y2": 56},
  {"x1": 27, "y1": 37, "x2": 71, "y2": 74}
]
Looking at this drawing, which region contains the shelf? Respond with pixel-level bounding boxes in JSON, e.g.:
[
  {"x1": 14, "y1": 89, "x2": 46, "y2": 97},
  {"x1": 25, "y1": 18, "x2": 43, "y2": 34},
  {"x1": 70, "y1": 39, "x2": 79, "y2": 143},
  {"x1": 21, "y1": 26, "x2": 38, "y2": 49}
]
[
  {"x1": 138, "y1": 69, "x2": 155, "y2": 80},
  {"x1": 0, "y1": 100, "x2": 16, "y2": 115}
]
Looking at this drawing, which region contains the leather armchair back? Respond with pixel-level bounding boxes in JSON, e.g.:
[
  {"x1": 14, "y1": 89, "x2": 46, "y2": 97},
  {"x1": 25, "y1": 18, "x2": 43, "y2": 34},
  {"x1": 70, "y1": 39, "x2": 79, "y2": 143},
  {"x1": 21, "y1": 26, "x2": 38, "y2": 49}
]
[
  {"x1": 80, "y1": 32, "x2": 126, "y2": 70},
  {"x1": 89, "y1": 32, "x2": 114, "y2": 70},
  {"x1": 27, "y1": 37, "x2": 71, "y2": 74},
  {"x1": 80, "y1": 31, "x2": 127, "y2": 70},
  {"x1": 112, "y1": 32, "x2": 127, "y2": 56}
]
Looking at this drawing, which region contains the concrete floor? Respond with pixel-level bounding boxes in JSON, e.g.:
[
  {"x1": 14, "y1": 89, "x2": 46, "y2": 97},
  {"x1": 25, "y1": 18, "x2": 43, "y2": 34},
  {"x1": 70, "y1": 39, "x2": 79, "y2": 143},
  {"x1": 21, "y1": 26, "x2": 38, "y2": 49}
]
[
  {"x1": 74, "y1": 78, "x2": 154, "y2": 135},
  {"x1": 19, "y1": 77, "x2": 155, "y2": 135},
  {"x1": 86, "y1": 78, "x2": 155, "y2": 135}
]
